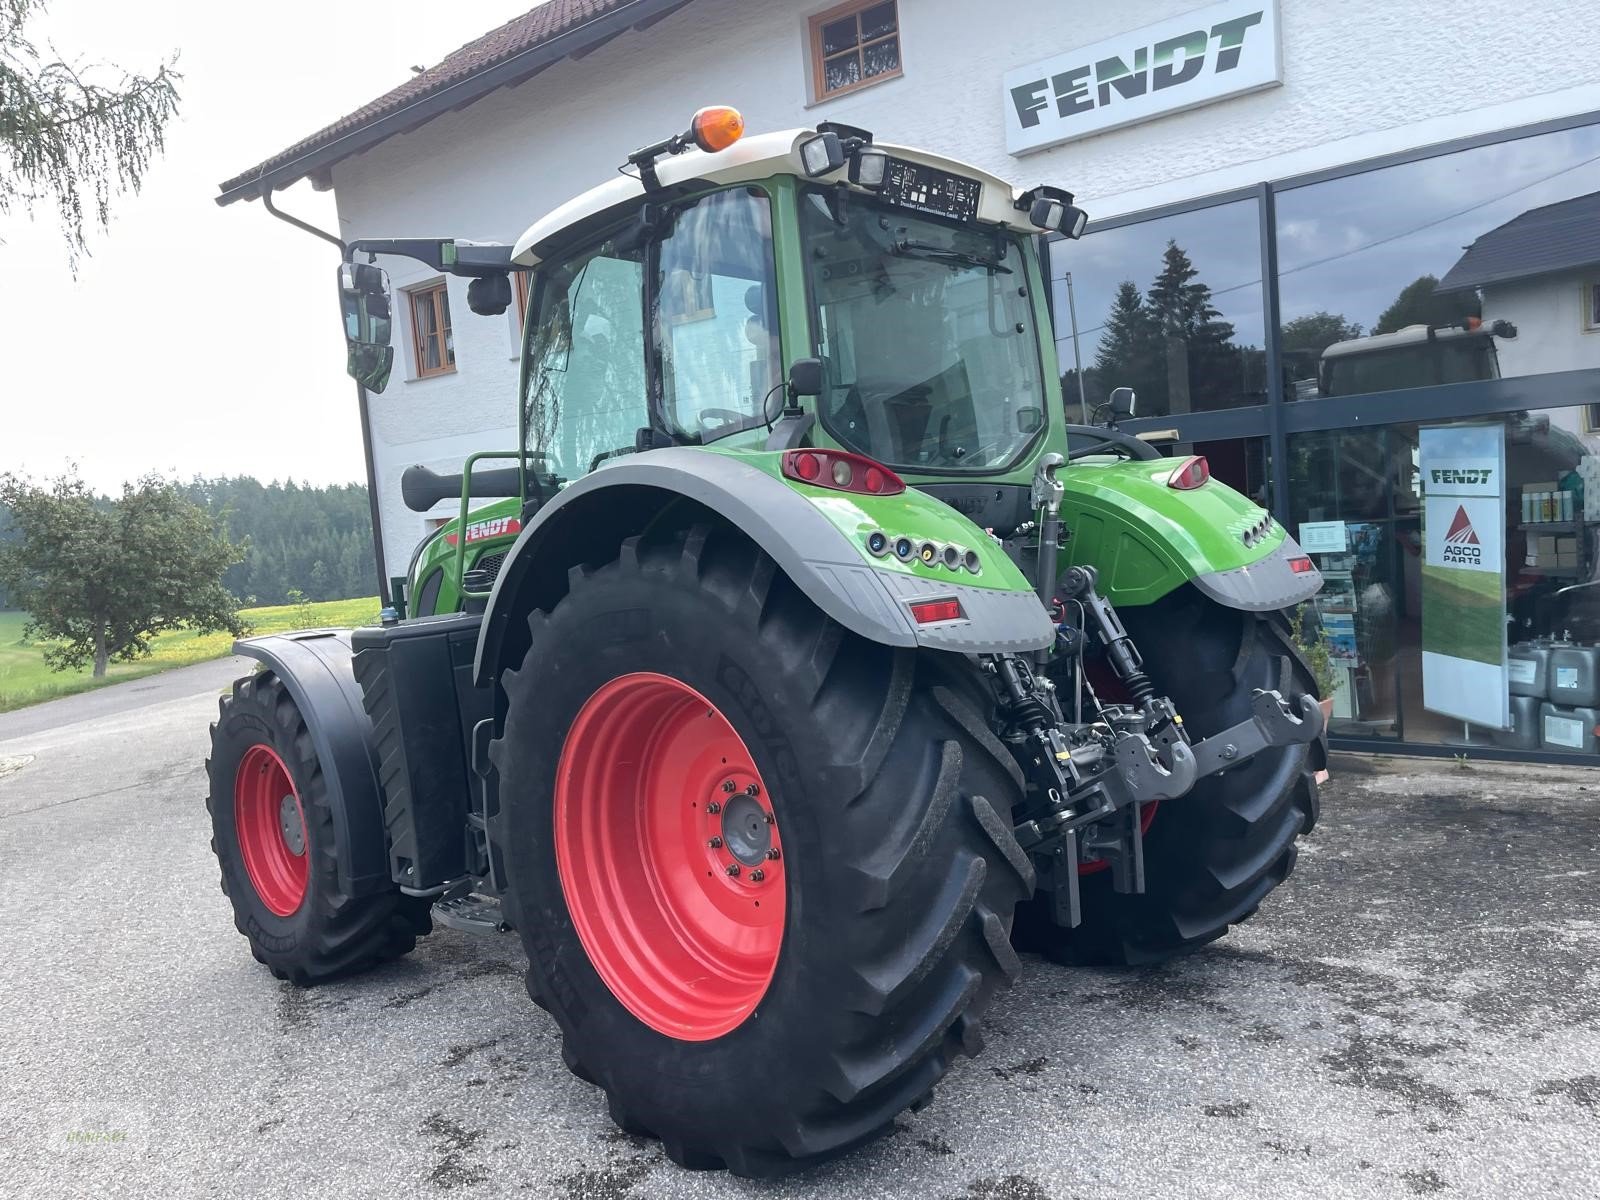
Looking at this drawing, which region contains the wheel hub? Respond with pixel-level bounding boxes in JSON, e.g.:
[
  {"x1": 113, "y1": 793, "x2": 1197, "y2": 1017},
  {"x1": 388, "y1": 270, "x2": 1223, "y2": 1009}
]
[
  {"x1": 719, "y1": 793, "x2": 771, "y2": 866},
  {"x1": 278, "y1": 794, "x2": 306, "y2": 855}
]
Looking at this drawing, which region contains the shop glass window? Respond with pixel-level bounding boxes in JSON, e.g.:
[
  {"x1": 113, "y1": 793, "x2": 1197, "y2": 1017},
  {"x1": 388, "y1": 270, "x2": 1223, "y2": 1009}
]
[
  {"x1": 1051, "y1": 198, "x2": 1267, "y2": 420},
  {"x1": 1276, "y1": 123, "x2": 1600, "y2": 401},
  {"x1": 809, "y1": 0, "x2": 901, "y2": 101},
  {"x1": 409, "y1": 281, "x2": 455, "y2": 377},
  {"x1": 1288, "y1": 407, "x2": 1600, "y2": 758}
]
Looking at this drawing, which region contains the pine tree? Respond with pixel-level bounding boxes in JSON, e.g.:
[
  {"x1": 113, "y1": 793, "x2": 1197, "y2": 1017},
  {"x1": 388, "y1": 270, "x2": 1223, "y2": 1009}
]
[{"x1": 1146, "y1": 240, "x2": 1238, "y2": 412}]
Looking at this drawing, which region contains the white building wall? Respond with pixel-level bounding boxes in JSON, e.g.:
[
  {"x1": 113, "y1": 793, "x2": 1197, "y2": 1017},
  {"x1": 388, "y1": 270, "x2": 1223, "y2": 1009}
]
[
  {"x1": 331, "y1": 0, "x2": 1600, "y2": 575},
  {"x1": 1484, "y1": 273, "x2": 1600, "y2": 379}
]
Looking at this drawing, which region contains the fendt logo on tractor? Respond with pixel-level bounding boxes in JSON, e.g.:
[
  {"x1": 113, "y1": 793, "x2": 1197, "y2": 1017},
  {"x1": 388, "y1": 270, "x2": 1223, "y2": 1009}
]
[{"x1": 211, "y1": 105, "x2": 1325, "y2": 1177}]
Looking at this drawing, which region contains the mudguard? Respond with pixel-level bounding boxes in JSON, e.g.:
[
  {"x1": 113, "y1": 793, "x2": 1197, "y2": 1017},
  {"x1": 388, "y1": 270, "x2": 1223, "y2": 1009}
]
[
  {"x1": 232, "y1": 629, "x2": 389, "y2": 897},
  {"x1": 474, "y1": 447, "x2": 1054, "y2": 687},
  {"x1": 1058, "y1": 457, "x2": 1323, "y2": 610}
]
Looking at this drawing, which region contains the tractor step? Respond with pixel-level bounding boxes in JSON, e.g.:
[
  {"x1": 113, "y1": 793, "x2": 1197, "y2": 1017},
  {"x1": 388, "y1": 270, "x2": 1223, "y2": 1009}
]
[{"x1": 431, "y1": 892, "x2": 510, "y2": 935}]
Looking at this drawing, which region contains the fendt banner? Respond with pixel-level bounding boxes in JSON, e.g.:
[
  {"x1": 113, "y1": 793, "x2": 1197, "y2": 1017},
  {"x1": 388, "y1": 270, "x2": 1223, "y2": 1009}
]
[
  {"x1": 1419, "y1": 424, "x2": 1509, "y2": 729},
  {"x1": 1003, "y1": 0, "x2": 1283, "y2": 155}
]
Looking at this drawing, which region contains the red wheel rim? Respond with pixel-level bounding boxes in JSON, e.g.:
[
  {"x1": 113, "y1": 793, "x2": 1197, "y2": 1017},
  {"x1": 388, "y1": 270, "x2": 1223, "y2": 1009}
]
[
  {"x1": 234, "y1": 744, "x2": 310, "y2": 916},
  {"x1": 555, "y1": 672, "x2": 786, "y2": 1041}
]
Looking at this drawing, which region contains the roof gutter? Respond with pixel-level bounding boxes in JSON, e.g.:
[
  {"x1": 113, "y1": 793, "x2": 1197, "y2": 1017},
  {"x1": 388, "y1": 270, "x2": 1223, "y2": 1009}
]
[{"x1": 215, "y1": 0, "x2": 696, "y2": 207}]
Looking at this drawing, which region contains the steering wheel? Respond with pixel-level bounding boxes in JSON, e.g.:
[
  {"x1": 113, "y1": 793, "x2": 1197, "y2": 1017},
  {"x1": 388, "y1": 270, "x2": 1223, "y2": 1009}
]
[{"x1": 696, "y1": 408, "x2": 748, "y2": 433}]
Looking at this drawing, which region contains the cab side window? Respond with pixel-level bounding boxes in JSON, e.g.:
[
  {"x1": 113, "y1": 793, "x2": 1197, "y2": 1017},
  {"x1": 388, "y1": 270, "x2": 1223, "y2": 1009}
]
[
  {"x1": 522, "y1": 237, "x2": 647, "y2": 480},
  {"x1": 653, "y1": 188, "x2": 782, "y2": 440}
]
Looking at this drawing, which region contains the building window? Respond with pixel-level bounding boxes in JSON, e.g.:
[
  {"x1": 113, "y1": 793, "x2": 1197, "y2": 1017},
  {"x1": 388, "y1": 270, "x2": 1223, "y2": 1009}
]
[
  {"x1": 1586, "y1": 281, "x2": 1600, "y2": 332},
  {"x1": 514, "y1": 270, "x2": 533, "y2": 324},
  {"x1": 809, "y1": 0, "x2": 900, "y2": 102},
  {"x1": 409, "y1": 281, "x2": 455, "y2": 377}
]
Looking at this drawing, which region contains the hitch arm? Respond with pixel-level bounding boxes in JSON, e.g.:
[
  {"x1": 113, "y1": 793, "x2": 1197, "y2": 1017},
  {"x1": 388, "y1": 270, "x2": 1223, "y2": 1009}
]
[{"x1": 1188, "y1": 690, "x2": 1324, "y2": 780}]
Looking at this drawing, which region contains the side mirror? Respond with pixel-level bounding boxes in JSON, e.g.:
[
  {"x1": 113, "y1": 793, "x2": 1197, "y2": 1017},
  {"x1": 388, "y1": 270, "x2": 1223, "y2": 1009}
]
[
  {"x1": 1016, "y1": 406, "x2": 1043, "y2": 434},
  {"x1": 788, "y1": 357, "x2": 825, "y2": 398},
  {"x1": 1109, "y1": 386, "x2": 1137, "y2": 420},
  {"x1": 338, "y1": 262, "x2": 395, "y2": 392}
]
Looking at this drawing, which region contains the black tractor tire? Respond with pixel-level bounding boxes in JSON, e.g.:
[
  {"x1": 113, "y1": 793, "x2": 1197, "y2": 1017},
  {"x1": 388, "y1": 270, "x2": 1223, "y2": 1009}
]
[
  {"x1": 206, "y1": 671, "x2": 432, "y2": 985},
  {"x1": 489, "y1": 523, "x2": 1034, "y2": 1177},
  {"x1": 1015, "y1": 585, "x2": 1321, "y2": 967}
]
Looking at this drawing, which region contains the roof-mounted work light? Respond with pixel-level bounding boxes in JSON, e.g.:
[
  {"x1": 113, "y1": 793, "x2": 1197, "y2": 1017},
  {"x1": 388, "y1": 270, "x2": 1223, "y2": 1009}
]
[
  {"x1": 1016, "y1": 185, "x2": 1089, "y2": 239},
  {"x1": 799, "y1": 120, "x2": 879, "y2": 181}
]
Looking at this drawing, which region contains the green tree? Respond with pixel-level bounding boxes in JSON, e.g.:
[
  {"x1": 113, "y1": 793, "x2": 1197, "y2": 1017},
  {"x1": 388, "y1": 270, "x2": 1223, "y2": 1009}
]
[
  {"x1": 1372, "y1": 274, "x2": 1479, "y2": 334},
  {"x1": 1146, "y1": 239, "x2": 1238, "y2": 412},
  {"x1": 0, "y1": 471, "x2": 246, "y2": 677},
  {"x1": 0, "y1": 0, "x2": 180, "y2": 262},
  {"x1": 1281, "y1": 311, "x2": 1364, "y2": 357}
]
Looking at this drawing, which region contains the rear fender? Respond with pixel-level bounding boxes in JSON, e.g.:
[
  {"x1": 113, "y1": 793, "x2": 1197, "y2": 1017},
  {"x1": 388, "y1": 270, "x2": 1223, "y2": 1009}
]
[
  {"x1": 474, "y1": 447, "x2": 1054, "y2": 687},
  {"x1": 232, "y1": 630, "x2": 389, "y2": 897},
  {"x1": 1060, "y1": 458, "x2": 1322, "y2": 611}
]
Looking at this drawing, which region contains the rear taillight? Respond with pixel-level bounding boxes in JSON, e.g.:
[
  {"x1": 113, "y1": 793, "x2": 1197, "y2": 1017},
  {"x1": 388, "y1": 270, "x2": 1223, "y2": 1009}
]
[
  {"x1": 1166, "y1": 455, "x2": 1210, "y2": 490},
  {"x1": 910, "y1": 598, "x2": 964, "y2": 624},
  {"x1": 782, "y1": 449, "x2": 905, "y2": 496},
  {"x1": 1288, "y1": 556, "x2": 1317, "y2": 574}
]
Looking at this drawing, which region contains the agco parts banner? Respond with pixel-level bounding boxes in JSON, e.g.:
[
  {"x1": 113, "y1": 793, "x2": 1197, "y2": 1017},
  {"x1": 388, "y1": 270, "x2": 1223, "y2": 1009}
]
[{"x1": 1419, "y1": 423, "x2": 1509, "y2": 729}]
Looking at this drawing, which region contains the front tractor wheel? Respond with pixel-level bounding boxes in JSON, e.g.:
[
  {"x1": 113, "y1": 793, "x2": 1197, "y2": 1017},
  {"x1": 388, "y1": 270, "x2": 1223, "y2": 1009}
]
[
  {"x1": 490, "y1": 525, "x2": 1033, "y2": 1177},
  {"x1": 1016, "y1": 586, "x2": 1322, "y2": 967},
  {"x1": 206, "y1": 672, "x2": 431, "y2": 984}
]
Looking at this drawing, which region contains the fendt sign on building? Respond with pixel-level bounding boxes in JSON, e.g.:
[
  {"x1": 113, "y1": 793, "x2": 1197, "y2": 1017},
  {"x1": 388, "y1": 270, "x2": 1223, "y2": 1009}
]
[{"x1": 1004, "y1": 0, "x2": 1282, "y2": 154}]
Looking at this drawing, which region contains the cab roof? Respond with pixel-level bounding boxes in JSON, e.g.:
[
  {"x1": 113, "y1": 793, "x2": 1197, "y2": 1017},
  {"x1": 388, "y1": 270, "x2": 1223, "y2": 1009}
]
[{"x1": 511, "y1": 128, "x2": 1046, "y2": 265}]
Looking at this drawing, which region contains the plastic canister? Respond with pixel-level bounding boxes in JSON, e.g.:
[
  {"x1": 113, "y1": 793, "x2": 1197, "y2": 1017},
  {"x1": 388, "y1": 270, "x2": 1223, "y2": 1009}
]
[
  {"x1": 1539, "y1": 702, "x2": 1600, "y2": 754},
  {"x1": 1547, "y1": 642, "x2": 1600, "y2": 707},
  {"x1": 1507, "y1": 640, "x2": 1551, "y2": 698},
  {"x1": 1494, "y1": 693, "x2": 1542, "y2": 750}
]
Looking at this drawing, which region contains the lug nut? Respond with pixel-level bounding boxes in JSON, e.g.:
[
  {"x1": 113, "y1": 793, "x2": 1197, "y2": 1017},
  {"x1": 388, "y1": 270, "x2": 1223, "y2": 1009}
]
[
  {"x1": 706, "y1": 801, "x2": 722, "y2": 814},
  {"x1": 749, "y1": 869, "x2": 766, "y2": 883},
  {"x1": 708, "y1": 836, "x2": 723, "y2": 849},
  {"x1": 763, "y1": 811, "x2": 775, "y2": 825},
  {"x1": 744, "y1": 783, "x2": 761, "y2": 797},
  {"x1": 766, "y1": 848, "x2": 781, "y2": 861},
  {"x1": 721, "y1": 780, "x2": 737, "y2": 793},
  {"x1": 725, "y1": 864, "x2": 741, "y2": 877}
]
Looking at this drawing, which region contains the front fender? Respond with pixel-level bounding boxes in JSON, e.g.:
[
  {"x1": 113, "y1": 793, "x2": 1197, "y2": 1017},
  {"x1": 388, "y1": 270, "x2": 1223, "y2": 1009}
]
[
  {"x1": 232, "y1": 630, "x2": 390, "y2": 897},
  {"x1": 1060, "y1": 458, "x2": 1322, "y2": 610},
  {"x1": 474, "y1": 447, "x2": 1054, "y2": 686}
]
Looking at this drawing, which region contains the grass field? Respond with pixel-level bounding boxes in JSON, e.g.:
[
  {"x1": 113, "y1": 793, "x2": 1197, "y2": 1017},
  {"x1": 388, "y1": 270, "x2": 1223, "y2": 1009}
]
[
  {"x1": 0, "y1": 598, "x2": 381, "y2": 714},
  {"x1": 1420, "y1": 563, "x2": 1503, "y2": 665}
]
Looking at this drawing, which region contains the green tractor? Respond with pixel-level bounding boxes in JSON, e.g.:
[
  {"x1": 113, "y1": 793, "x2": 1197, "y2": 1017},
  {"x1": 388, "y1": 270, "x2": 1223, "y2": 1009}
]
[{"x1": 207, "y1": 108, "x2": 1326, "y2": 1176}]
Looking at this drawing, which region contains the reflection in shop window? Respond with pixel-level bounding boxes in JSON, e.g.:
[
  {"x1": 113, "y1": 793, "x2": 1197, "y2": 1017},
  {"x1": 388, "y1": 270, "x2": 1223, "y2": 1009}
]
[
  {"x1": 1276, "y1": 123, "x2": 1600, "y2": 400},
  {"x1": 1051, "y1": 199, "x2": 1266, "y2": 420}
]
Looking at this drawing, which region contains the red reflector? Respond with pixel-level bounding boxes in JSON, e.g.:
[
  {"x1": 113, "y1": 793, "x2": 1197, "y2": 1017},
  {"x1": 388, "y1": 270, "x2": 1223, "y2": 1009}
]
[
  {"x1": 1166, "y1": 454, "x2": 1210, "y2": 490},
  {"x1": 781, "y1": 449, "x2": 905, "y2": 496},
  {"x1": 910, "y1": 598, "x2": 964, "y2": 624},
  {"x1": 1289, "y1": 556, "x2": 1316, "y2": 574}
]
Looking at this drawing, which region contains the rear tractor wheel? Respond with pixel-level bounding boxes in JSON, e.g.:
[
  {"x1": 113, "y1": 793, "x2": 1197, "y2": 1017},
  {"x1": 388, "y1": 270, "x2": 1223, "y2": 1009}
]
[
  {"x1": 1016, "y1": 585, "x2": 1322, "y2": 966},
  {"x1": 206, "y1": 672, "x2": 431, "y2": 984},
  {"x1": 490, "y1": 524, "x2": 1034, "y2": 1176}
]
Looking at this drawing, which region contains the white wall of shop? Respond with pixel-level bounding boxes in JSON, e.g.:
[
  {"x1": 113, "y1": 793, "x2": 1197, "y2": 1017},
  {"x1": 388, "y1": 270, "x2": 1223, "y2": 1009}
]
[
  {"x1": 1485, "y1": 274, "x2": 1600, "y2": 380},
  {"x1": 328, "y1": 0, "x2": 1600, "y2": 575}
]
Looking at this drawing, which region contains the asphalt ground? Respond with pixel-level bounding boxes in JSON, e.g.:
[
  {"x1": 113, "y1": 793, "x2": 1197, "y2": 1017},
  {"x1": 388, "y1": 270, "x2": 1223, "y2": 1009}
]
[{"x1": 1, "y1": 661, "x2": 1597, "y2": 1199}]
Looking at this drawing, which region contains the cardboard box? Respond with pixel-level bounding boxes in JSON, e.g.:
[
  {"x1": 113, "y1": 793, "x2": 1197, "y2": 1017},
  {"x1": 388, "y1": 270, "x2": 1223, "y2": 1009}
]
[
  {"x1": 1537, "y1": 535, "x2": 1559, "y2": 557},
  {"x1": 1559, "y1": 553, "x2": 1580, "y2": 568},
  {"x1": 1558, "y1": 536, "x2": 1579, "y2": 553}
]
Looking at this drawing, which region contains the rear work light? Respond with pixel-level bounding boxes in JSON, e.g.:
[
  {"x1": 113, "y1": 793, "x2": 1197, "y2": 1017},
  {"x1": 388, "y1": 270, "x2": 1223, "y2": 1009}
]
[
  {"x1": 910, "y1": 598, "x2": 964, "y2": 624},
  {"x1": 1166, "y1": 455, "x2": 1210, "y2": 490},
  {"x1": 781, "y1": 449, "x2": 905, "y2": 496},
  {"x1": 1288, "y1": 556, "x2": 1317, "y2": 574}
]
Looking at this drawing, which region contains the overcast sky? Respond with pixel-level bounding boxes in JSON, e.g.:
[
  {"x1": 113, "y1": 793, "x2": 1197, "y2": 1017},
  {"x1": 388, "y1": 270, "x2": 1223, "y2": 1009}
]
[{"x1": 1, "y1": 0, "x2": 533, "y2": 492}]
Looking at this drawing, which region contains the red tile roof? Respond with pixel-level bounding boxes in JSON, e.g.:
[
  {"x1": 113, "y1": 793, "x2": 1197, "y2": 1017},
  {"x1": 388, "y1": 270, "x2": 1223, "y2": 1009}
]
[{"x1": 218, "y1": 0, "x2": 689, "y2": 203}]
